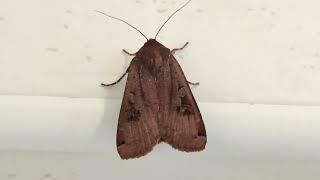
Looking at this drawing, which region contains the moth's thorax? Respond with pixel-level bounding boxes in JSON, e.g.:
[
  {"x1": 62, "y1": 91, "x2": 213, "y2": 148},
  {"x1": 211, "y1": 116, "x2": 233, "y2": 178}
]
[
  {"x1": 135, "y1": 39, "x2": 170, "y2": 76},
  {"x1": 136, "y1": 39, "x2": 170, "y2": 60}
]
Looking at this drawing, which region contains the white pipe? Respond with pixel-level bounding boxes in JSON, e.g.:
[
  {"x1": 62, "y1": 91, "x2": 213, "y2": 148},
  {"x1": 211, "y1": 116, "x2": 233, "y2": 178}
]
[{"x1": 0, "y1": 95, "x2": 319, "y2": 159}]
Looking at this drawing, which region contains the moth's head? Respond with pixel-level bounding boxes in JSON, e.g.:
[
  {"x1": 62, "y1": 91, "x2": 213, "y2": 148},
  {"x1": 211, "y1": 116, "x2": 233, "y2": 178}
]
[
  {"x1": 137, "y1": 39, "x2": 169, "y2": 58},
  {"x1": 144, "y1": 39, "x2": 162, "y2": 47}
]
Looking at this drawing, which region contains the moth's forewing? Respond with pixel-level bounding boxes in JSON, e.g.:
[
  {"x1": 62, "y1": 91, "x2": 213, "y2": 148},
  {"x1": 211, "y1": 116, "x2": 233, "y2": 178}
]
[
  {"x1": 163, "y1": 54, "x2": 206, "y2": 151},
  {"x1": 116, "y1": 57, "x2": 160, "y2": 159}
]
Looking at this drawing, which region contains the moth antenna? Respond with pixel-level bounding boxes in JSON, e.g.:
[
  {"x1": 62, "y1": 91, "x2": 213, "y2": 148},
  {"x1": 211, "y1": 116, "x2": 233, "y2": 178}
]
[
  {"x1": 95, "y1": 10, "x2": 149, "y2": 41},
  {"x1": 154, "y1": 0, "x2": 192, "y2": 39}
]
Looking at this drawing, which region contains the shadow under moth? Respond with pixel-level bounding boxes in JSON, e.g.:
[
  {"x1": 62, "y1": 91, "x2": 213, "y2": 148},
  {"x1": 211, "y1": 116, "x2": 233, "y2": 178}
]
[{"x1": 97, "y1": 0, "x2": 206, "y2": 159}]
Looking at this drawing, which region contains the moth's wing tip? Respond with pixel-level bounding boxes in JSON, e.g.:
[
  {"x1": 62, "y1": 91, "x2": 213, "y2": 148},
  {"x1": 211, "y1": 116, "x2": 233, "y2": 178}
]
[
  {"x1": 167, "y1": 136, "x2": 207, "y2": 152},
  {"x1": 117, "y1": 139, "x2": 160, "y2": 160}
]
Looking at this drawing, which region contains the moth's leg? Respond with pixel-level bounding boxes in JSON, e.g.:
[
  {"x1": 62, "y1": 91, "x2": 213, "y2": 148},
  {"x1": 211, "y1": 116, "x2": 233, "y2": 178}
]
[
  {"x1": 122, "y1": 49, "x2": 136, "y2": 56},
  {"x1": 171, "y1": 42, "x2": 189, "y2": 54},
  {"x1": 187, "y1": 81, "x2": 200, "y2": 86},
  {"x1": 172, "y1": 42, "x2": 198, "y2": 86},
  {"x1": 101, "y1": 66, "x2": 129, "y2": 87}
]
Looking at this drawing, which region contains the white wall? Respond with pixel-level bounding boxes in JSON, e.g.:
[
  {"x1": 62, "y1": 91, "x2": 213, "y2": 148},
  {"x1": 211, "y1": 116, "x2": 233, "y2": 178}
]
[
  {"x1": 2, "y1": 0, "x2": 320, "y2": 104},
  {"x1": 1, "y1": 0, "x2": 320, "y2": 179},
  {"x1": 1, "y1": 151, "x2": 320, "y2": 180}
]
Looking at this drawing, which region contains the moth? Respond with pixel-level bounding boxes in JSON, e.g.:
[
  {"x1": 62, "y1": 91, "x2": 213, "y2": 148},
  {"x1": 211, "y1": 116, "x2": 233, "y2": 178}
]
[{"x1": 97, "y1": 0, "x2": 206, "y2": 159}]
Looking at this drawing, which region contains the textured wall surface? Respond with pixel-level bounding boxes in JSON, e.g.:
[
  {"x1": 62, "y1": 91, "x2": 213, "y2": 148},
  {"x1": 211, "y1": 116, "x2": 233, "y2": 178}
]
[
  {"x1": 1, "y1": 0, "x2": 320, "y2": 104},
  {"x1": 1, "y1": 0, "x2": 320, "y2": 179}
]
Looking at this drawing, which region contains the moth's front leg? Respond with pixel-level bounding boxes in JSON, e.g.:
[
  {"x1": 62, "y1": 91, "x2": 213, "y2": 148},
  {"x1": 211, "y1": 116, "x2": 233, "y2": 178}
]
[
  {"x1": 187, "y1": 81, "x2": 199, "y2": 86},
  {"x1": 122, "y1": 49, "x2": 136, "y2": 56},
  {"x1": 171, "y1": 42, "x2": 199, "y2": 86},
  {"x1": 101, "y1": 66, "x2": 130, "y2": 87},
  {"x1": 171, "y1": 42, "x2": 189, "y2": 54},
  {"x1": 101, "y1": 48, "x2": 138, "y2": 87}
]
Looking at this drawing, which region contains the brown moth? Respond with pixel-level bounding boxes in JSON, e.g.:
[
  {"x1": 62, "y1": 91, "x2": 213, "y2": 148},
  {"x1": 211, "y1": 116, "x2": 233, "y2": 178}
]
[{"x1": 97, "y1": 0, "x2": 206, "y2": 159}]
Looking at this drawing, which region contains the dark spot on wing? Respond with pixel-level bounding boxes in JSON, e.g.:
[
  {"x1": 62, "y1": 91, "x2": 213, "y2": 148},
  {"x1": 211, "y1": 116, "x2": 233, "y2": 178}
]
[
  {"x1": 118, "y1": 141, "x2": 125, "y2": 146},
  {"x1": 66, "y1": 10, "x2": 72, "y2": 14},
  {"x1": 177, "y1": 104, "x2": 192, "y2": 115},
  {"x1": 129, "y1": 109, "x2": 141, "y2": 121},
  {"x1": 198, "y1": 130, "x2": 205, "y2": 137},
  {"x1": 0, "y1": 17, "x2": 5, "y2": 21}
]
